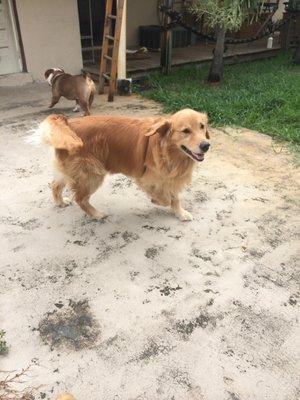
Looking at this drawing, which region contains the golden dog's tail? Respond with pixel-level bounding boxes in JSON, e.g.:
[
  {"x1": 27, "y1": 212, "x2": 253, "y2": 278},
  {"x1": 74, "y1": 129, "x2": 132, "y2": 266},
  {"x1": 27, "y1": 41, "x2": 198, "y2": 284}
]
[{"x1": 26, "y1": 114, "x2": 83, "y2": 154}]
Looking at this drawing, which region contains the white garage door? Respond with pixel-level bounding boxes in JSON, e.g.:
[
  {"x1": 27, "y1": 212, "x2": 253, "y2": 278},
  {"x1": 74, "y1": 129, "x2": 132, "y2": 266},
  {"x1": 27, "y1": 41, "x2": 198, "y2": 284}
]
[{"x1": 0, "y1": 0, "x2": 21, "y2": 75}]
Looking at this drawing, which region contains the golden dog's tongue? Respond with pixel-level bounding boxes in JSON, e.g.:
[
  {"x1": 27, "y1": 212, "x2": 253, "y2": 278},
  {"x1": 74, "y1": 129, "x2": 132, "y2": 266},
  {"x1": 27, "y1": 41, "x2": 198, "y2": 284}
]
[{"x1": 181, "y1": 145, "x2": 204, "y2": 161}]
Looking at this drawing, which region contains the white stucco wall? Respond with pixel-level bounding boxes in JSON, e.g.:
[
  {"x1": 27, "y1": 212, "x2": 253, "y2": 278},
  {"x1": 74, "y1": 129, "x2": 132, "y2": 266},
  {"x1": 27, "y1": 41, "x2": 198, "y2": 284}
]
[{"x1": 16, "y1": 0, "x2": 83, "y2": 80}]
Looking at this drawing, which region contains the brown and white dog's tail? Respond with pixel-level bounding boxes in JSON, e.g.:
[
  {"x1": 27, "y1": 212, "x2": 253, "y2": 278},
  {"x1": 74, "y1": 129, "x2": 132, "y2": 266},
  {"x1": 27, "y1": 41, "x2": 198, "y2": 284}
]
[{"x1": 26, "y1": 114, "x2": 83, "y2": 154}]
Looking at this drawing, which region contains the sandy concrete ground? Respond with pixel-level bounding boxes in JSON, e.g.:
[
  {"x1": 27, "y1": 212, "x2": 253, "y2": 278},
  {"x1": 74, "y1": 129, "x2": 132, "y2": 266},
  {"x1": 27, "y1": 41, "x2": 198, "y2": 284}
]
[{"x1": 0, "y1": 83, "x2": 299, "y2": 400}]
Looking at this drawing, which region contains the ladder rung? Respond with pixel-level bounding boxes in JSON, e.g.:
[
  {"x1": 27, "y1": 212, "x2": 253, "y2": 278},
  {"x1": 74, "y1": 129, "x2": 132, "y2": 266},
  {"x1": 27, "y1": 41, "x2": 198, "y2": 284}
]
[
  {"x1": 108, "y1": 14, "x2": 116, "y2": 20},
  {"x1": 103, "y1": 73, "x2": 110, "y2": 80},
  {"x1": 104, "y1": 55, "x2": 112, "y2": 61},
  {"x1": 105, "y1": 35, "x2": 115, "y2": 41}
]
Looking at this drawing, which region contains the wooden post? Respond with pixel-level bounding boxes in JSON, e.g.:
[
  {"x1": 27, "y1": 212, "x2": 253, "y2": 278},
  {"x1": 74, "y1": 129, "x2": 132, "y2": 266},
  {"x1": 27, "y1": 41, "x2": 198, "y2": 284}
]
[
  {"x1": 117, "y1": 0, "x2": 126, "y2": 79},
  {"x1": 99, "y1": 0, "x2": 112, "y2": 94},
  {"x1": 160, "y1": 0, "x2": 172, "y2": 74}
]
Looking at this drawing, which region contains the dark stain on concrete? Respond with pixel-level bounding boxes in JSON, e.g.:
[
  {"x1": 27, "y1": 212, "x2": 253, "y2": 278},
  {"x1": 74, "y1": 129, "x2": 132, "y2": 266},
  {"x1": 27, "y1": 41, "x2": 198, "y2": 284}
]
[
  {"x1": 247, "y1": 247, "x2": 265, "y2": 258},
  {"x1": 142, "y1": 224, "x2": 170, "y2": 232},
  {"x1": 137, "y1": 340, "x2": 172, "y2": 362},
  {"x1": 129, "y1": 271, "x2": 140, "y2": 281},
  {"x1": 38, "y1": 299, "x2": 99, "y2": 350},
  {"x1": 192, "y1": 248, "x2": 216, "y2": 262},
  {"x1": 73, "y1": 240, "x2": 87, "y2": 246},
  {"x1": 256, "y1": 213, "x2": 286, "y2": 248},
  {"x1": 145, "y1": 246, "x2": 162, "y2": 259},
  {"x1": 64, "y1": 260, "x2": 78, "y2": 280},
  {"x1": 121, "y1": 231, "x2": 139, "y2": 243},
  {"x1": 227, "y1": 392, "x2": 241, "y2": 400},
  {"x1": 159, "y1": 285, "x2": 182, "y2": 296},
  {"x1": 175, "y1": 313, "x2": 216, "y2": 339},
  {"x1": 194, "y1": 190, "x2": 209, "y2": 202},
  {"x1": 169, "y1": 369, "x2": 192, "y2": 389},
  {"x1": 95, "y1": 231, "x2": 139, "y2": 261},
  {"x1": 109, "y1": 230, "x2": 139, "y2": 245},
  {"x1": 1, "y1": 216, "x2": 41, "y2": 230},
  {"x1": 288, "y1": 294, "x2": 298, "y2": 306}
]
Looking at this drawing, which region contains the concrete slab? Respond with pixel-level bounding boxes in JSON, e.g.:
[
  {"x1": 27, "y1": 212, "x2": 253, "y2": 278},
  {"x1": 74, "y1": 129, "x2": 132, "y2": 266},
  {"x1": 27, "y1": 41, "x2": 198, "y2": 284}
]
[
  {"x1": 0, "y1": 83, "x2": 299, "y2": 400},
  {"x1": 0, "y1": 72, "x2": 33, "y2": 87}
]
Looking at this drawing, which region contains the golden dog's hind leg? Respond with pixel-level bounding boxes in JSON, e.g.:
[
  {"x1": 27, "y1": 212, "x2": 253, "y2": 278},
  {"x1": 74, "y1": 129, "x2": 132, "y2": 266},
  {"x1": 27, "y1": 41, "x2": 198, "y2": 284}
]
[
  {"x1": 171, "y1": 195, "x2": 193, "y2": 221},
  {"x1": 51, "y1": 179, "x2": 71, "y2": 207},
  {"x1": 73, "y1": 174, "x2": 106, "y2": 220}
]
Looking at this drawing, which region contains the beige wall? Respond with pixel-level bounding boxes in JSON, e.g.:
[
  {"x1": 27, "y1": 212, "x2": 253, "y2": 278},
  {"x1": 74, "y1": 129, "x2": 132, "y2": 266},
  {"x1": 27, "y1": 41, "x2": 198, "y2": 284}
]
[
  {"x1": 125, "y1": 0, "x2": 286, "y2": 47},
  {"x1": 16, "y1": 0, "x2": 83, "y2": 80},
  {"x1": 127, "y1": 0, "x2": 159, "y2": 47}
]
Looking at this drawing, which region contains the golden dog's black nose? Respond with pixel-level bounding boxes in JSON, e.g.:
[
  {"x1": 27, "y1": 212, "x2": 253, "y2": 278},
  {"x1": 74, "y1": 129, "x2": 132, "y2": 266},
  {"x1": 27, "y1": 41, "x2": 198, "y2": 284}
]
[{"x1": 200, "y1": 141, "x2": 210, "y2": 153}]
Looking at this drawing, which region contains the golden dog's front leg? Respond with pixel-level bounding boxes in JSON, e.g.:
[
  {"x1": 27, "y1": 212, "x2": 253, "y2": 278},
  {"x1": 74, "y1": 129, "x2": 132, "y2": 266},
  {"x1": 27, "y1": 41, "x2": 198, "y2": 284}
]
[
  {"x1": 151, "y1": 190, "x2": 171, "y2": 207},
  {"x1": 171, "y1": 195, "x2": 193, "y2": 221},
  {"x1": 135, "y1": 178, "x2": 171, "y2": 207}
]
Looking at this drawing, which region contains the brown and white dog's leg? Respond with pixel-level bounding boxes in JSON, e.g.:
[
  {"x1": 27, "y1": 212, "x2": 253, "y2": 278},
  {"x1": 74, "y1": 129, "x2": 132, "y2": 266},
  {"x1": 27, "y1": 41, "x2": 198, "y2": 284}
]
[
  {"x1": 73, "y1": 100, "x2": 80, "y2": 112},
  {"x1": 49, "y1": 95, "x2": 60, "y2": 109},
  {"x1": 78, "y1": 99, "x2": 90, "y2": 116},
  {"x1": 171, "y1": 194, "x2": 193, "y2": 221}
]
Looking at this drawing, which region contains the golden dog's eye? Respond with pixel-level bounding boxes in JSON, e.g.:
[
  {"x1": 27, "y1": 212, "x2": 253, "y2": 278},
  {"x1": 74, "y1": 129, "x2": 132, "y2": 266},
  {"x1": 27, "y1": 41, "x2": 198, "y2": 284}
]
[
  {"x1": 199, "y1": 123, "x2": 204, "y2": 129},
  {"x1": 182, "y1": 128, "x2": 191, "y2": 134}
]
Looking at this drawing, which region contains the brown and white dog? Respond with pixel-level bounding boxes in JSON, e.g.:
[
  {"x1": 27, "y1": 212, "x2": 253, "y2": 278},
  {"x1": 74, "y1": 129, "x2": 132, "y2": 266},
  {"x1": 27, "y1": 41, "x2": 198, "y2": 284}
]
[
  {"x1": 44, "y1": 68, "x2": 95, "y2": 116},
  {"x1": 27, "y1": 109, "x2": 210, "y2": 221}
]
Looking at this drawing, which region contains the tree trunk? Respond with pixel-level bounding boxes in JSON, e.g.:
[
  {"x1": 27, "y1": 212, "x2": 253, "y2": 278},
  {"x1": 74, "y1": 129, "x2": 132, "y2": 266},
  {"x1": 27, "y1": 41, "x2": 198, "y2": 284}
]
[
  {"x1": 208, "y1": 26, "x2": 226, "y2": 83},
  {"x1": 293, "y1": 39, "x2": 300, "y2": 64},
  {"x1": 160, "y1": 0, "x2": 172, "y2": 74}
]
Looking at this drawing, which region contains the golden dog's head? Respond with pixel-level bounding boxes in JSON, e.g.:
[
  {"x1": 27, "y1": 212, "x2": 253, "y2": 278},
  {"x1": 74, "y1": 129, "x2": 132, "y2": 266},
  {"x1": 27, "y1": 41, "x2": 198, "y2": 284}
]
[{"x1": 146, "y1": 109, "x2": 210, "y2": 162}]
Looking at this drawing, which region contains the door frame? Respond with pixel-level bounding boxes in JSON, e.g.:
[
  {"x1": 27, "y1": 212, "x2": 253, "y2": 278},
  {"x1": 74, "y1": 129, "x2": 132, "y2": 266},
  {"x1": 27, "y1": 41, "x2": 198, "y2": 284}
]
[
  {"x1": 11, "y1": 0, "x2": 27, "y2": 72},
  {"x1": 0, "y1": 0, "x2": 26, "y2": 74}
]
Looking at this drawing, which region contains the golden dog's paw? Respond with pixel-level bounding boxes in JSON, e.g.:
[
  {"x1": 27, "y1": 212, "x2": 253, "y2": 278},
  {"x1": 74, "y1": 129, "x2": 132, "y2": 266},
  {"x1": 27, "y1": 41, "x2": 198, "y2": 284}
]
[
  {"x1": 56, "y1": 394, "x2": 76, "y2": 400},
  {"x1": 177, "y1": 209, "x2": 193, "y2": 221},
  {"x1": 151, "y1": 198, "x2": 170, "y2": 207},
  {"x1": 91, "y1": 211, "x2": 107, "y2": 221},
  {"x1": 59, "y1": 197, "x2": 72, "y2": 207}
]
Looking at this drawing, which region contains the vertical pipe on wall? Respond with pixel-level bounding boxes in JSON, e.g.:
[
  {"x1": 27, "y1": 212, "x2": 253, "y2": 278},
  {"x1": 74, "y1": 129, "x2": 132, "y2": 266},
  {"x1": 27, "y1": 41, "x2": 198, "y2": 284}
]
[
  {"x1": 88, "y1": 0, "x2": 95, "y2": 63},
  {"x1": 117, "y1": 0, "x2": 126, "y2": 79}
]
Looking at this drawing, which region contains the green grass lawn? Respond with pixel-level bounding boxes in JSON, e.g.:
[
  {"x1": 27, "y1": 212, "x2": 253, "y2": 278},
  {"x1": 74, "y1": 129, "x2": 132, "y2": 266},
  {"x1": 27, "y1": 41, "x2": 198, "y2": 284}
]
[{"x1": 136, "y1": 52, "x2": 300, "y2": 145}]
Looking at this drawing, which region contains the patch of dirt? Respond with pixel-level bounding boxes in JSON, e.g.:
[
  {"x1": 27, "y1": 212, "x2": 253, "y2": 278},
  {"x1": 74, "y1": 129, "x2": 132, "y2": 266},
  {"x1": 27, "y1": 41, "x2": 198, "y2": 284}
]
[
  {"x1": 37, "y1": 300, "x2": 100, "y2": 350},
  {"x1": 134, "y1": 339, "x2": 173, "y2": 362},
  {"x1": 145, "y1": 246, "x2": 164, "y2": 259},
  {"x1": 159, "y1": 285, "x2": 182, "y2": 296}
]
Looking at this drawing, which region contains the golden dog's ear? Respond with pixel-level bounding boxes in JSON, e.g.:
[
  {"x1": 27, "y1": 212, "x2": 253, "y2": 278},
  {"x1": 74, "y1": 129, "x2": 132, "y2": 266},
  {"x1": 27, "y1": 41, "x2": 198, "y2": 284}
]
[{"x1": 145, "y1": 119, "x2": 172, "y2": 137}]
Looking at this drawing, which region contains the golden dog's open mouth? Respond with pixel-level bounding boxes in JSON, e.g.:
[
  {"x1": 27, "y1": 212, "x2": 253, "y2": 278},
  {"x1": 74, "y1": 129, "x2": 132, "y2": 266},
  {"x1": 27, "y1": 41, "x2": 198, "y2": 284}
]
[{"x1": 181, "y1": 145, "x2": 204, "y2": 162}]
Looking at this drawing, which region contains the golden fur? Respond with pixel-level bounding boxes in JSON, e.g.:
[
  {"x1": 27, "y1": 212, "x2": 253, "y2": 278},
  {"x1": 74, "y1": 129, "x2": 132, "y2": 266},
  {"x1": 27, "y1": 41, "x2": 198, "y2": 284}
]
[{"x1": 35, "y1": 109, "x2": 210, "y2": 221}]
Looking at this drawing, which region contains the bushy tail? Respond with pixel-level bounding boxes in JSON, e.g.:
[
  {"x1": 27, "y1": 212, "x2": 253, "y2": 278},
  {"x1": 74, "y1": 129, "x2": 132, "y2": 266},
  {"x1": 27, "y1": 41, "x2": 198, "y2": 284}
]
[{"x1": 26, "y1": 114, "x2": 83, "y2": 154}]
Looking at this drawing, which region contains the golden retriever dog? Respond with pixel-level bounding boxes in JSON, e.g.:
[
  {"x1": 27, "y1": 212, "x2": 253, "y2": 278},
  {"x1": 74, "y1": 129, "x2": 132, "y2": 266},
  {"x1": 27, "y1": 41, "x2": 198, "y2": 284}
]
[{"x1": 28, "y1": 109, "x2": 210, "y2": 221}]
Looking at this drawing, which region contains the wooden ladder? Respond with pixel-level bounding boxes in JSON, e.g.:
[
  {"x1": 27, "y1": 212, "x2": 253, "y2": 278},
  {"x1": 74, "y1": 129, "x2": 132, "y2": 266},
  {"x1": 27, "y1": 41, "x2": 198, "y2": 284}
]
[{"x1": 98, "y1": 0, "x2": 125, "y2": 102}]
